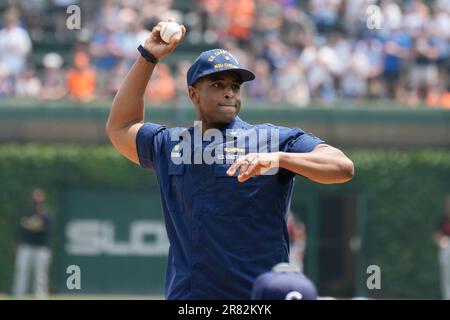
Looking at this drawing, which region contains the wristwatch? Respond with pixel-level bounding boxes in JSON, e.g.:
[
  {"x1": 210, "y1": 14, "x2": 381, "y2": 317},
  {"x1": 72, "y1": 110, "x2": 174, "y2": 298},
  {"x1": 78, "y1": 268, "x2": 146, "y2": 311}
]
[{"x1": 137, "y1": 45, "x2": 159, "y2": 64}]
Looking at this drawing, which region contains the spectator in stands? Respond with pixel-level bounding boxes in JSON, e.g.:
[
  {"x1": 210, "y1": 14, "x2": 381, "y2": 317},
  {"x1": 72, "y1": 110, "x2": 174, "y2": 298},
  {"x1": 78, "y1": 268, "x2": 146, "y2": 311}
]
[
  {"x1": 90, "y1": 24, "x2": 124, "y2": 97},
  {"x1": 191, "y1": 0, "x2": 222, "y2": 43},
  {"x1": 275, "y1": 60, "x2": 310, "y2": 107},
  {"x1": 14, "y1": 64, "x2": 41, "y2": 98},
  {"x1": 327, "y1": 31, "x2": 351, "y2": 93},
  {"x1": 261, "y1": 33, "x2": 296, "y2": 72},
  {"x1": 300, "y1": 39, "x2": 336, "y2": 104},
  {"x1": 0, "y1": 0, "x2": 448, "y2": 108},
  {"x1": 16, "y1": 0, "x2": 46, "y2": 40},
  {"x1": 440, "y1": 86, "x2": 450, "y2": 109},
  {"x1": 280, "y1": 5, "x2": 316, "y2": 50},
  {"x1": 66, "y1": 51, "x2": 96, "y2": 102},
  {"x1": 0, "y1": 8, "x2": 32, "y2": 78},
  {"x1": 174, "y1": 60, "x2": 191, "y2": 105},
  {"x1": 356, "y1": 34, "x2": 384, "y2": 99},
  {"x1": 140, "y1": 0, "x2": 174, "y2": 23},
  {"x1": 427, "y1": 18, "x2": 449, "y2": 94},
  {"x1": 408, "y1": 25, "x2": 440, "y2": 105},
  {"x1": 308, "y1": 0, "x2": 342, "y2": 35},
  {"x1": 223, "y1": 0, "x2": 255, "y2": 44},
  {"x1": 380, "y1": 0, "x2": 403, "y2": 35},
  {"x1": 120, "y1": 11, "x2": 143, "y2": 68},
  {"x1": 382, "y1": 26, "x2": 412, "y2": 102},
  {"x1": 0, "y1": 65, "x2": 13, "y2": 97},
  {"x1": 340, "y1": 48, "x2": 370, "y2": 100},
  {"x1": 341, "y1": 34, "x2": 384, "y2": 100},
  {"x1": 403, "y1": 0, "x2": 430, "y2": 39},
  {"x1": 132, "y1": 17, "x2": 150, "y2": 64},
  {"x1": 145, "y1": 63, "x2": 175, "y2": 103},
  {"x1": 343, "y1": 0, "x2": 370, "y2": 37},
  {"x1": 247, "y1": 58, "x2": 273, "y2": 102},
  {"x1": 254, "y1": 0, "x2": 285, "y2": 39},
  {"x1": 40, "y1": 52, "x2": 67, "y2": 101},
  {"x1": 107, "y1": 60, "x2": 130, "y2": 97},
  {"x1": 427, "y1": 79, "x2": 450, "y2": 109},
  {"x1": 434, "y1": 1, "x2": 450, "y2": 41}
]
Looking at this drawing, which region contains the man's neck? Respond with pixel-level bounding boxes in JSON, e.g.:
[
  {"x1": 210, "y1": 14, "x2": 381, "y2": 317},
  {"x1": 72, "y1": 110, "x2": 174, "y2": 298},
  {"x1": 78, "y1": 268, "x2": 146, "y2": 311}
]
[
  {"x1": 195, "y1": 117, "x2": 234, "y2": 133},
  {"x1": 202, "y1": 122, "x2": 229, "y2": 132}
]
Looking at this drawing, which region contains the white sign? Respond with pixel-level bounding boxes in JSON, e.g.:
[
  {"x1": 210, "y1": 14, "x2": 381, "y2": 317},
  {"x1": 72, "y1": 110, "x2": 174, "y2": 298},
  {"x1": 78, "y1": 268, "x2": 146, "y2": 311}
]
[{"x1": 65, "y1": 220, "x2": 169, "y2": 256}]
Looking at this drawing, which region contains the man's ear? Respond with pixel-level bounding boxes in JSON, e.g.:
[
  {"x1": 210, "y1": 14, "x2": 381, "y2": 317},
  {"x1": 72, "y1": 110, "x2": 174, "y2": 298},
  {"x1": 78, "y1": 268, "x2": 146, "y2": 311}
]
[{"x1": 188, "y1": 86, "x2": 199, "y2": 105}]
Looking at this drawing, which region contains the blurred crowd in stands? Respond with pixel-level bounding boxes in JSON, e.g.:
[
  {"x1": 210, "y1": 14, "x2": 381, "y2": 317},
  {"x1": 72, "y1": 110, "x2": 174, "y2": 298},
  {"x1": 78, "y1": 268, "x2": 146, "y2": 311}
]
[{"x1": 0, "y1": 0, "x2": 450, "y2": 108}]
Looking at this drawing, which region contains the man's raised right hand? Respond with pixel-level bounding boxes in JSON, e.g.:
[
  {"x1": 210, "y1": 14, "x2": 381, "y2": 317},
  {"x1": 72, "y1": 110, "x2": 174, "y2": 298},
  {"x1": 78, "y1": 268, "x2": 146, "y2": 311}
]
[{"x1": 144, "y1": 18, "x2": 186, "y2": 60}]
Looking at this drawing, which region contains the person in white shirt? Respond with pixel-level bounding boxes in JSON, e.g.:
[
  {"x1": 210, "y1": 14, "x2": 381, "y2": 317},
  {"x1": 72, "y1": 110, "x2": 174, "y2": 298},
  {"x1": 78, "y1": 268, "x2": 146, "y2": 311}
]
[{"x1": 0, "y1": 9, "x2": 32, "y2": 77}]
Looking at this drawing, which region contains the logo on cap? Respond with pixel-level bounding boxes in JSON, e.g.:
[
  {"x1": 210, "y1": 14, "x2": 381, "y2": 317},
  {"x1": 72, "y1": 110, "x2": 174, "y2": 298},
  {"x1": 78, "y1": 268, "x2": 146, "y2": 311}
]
[
  {"x1": 285, "y1": 291, "x2": 303, "y2": 300},
  {"x1": 251, "y1": 263, "x2": 318, "y2": 300},
  {"x1": 187, "y1": 48, "x2": 255, "y2": 86}
]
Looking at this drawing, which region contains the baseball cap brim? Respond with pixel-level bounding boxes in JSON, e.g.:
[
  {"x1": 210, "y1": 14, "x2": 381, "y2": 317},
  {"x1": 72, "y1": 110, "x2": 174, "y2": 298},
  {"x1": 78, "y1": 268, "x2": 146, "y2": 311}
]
[{"x1": 191, "y1": 68, "x2": 255, "y2": 85}]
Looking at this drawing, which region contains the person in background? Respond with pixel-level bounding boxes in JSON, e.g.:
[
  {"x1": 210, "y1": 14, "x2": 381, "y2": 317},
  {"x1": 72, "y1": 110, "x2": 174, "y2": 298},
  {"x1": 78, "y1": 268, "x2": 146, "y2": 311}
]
[
  {"x1": 288, "y1": 211, "x2": 307, "y2": 272},
  {"x1": 12, "y1": 188, "x2": 52, "y2": 299},
  {"x1": 66, "y1": 51, "x2": 96, "y2": 102},
  {"x1": 14, "y1": 64, "x2": 41, "y2": 98},
  {"x1": 434, "y1": 195, "x2": 450, "y2": 300},
  {"x1": 0, "y1": 8, "x2": 32, "y2": 79},
  {"x1": 40, "y1": 52, "x2": 67, "y2": 101}
]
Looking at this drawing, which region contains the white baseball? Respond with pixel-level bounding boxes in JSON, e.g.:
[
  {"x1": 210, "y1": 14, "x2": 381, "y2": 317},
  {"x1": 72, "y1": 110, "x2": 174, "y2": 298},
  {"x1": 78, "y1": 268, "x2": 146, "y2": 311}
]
[{"x1": 160, "y1": 21, "x2": 182, "y2": 43}]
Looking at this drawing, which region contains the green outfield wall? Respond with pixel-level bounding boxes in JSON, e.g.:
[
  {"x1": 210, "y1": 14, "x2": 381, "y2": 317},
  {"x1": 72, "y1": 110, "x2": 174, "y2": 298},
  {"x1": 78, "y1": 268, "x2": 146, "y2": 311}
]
[
  {"x1": 0, "y1": 145, "x2": 448, "y2": 298},
  {"x1": 0, "y1": 103, "x2": 449, "y2": 148}
]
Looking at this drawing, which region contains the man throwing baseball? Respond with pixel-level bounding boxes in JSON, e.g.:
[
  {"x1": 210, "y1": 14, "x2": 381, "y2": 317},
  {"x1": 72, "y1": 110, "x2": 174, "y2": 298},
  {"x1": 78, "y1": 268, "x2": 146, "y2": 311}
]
[{"x1": 106, "y1": 19, "x2": 355, "y2": 299}]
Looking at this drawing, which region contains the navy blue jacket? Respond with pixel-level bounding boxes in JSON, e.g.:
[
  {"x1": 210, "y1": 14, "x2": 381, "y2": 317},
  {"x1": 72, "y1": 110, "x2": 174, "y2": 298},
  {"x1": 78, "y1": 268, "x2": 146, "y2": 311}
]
[{"x1": 136, "y1": 116, "x2": 324, "y2": 299}]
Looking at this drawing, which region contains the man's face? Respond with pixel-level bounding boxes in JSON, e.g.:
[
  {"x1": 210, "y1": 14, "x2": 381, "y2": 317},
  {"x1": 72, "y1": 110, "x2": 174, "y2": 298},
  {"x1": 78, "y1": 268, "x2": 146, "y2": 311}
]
[{"x1": 189, "y1": 71, "x2": 242, "y2": 126}]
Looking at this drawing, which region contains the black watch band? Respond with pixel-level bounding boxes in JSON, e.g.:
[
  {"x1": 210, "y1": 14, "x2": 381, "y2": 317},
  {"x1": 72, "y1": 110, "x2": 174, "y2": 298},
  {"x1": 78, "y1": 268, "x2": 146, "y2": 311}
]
[{"x1": 137, "y1": 45, "x2": 159, "y2": 64}]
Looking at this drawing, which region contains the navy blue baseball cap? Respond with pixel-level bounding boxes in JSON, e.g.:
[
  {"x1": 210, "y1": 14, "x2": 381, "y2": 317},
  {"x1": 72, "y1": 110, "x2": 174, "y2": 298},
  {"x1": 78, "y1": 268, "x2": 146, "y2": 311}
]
[
  {"x1": 187, "y1": 49, "x2": 255, "y2": 86},
  {"x1": 251, "y1": 263, "x2": 317, "y2": 300}
]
